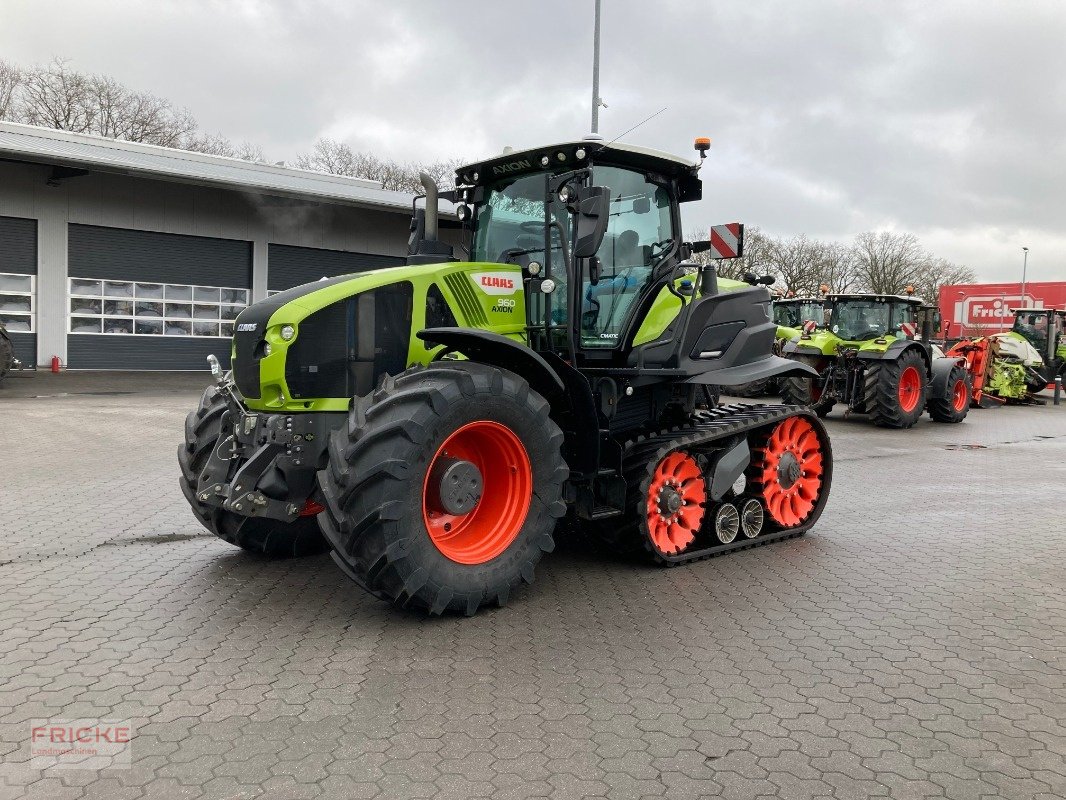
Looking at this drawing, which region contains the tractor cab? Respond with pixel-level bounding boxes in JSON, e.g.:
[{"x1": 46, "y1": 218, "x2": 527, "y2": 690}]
[
  {"x1": 773, "y1": 298, "x2": 825, "y2": 331},
  {"x1": 445, "y1": 139, "x2": 710, "y2": 365},
  {"x1": 1010, "y1": 308, "x2": 1065, "y2": 360},
  {"x1": 826, "y1": 293, "x2": 922, "y2": 342}
]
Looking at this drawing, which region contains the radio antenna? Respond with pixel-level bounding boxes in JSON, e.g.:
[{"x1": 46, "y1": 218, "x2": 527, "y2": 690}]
[{"x1": 596, "y1": 106, "x2": 668, "y2": 150}]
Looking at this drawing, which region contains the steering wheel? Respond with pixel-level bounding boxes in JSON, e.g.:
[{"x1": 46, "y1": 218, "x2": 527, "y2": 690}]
[{"x1": 650, "y1": 239, "x2": 673, "y2": 258}]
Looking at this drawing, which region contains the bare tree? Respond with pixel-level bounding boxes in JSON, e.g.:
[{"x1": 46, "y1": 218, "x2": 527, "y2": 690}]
[
  {"x1": 3, "y1": 57, "x2": 265, "y2": 161},
  {"x1": 0, "y1": 59, "x2": 22, "y2": 121},
  {"x1": 852, "y1": 231, "x2": 928, "y2": 294},
  {"x1": 814, "y1": 241, "x2": 861, "y2": 295},
  {"x1": 296, "y1": 137, "x2": 462, "y2": 191},
  {"x1": 911, "y1": 257, "x2": 976, "y2": 305},
  {"x1": 763, "y1": 235, "x2": 829, "y2": 297}
]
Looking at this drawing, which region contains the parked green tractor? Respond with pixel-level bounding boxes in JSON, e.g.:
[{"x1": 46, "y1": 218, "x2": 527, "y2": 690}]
[
  {"x1": 1008, "y1": 308, "x2": 1066, "y2": 392},
  {"x1": 729, "y1": 297, "x2": 825, "y2": 398},
  {"x1": 780, "y1": 293, "x2": 971, "y2": 427},
  {"x1": 179, "y1": 137, "x2": 834, "y2": 614}
]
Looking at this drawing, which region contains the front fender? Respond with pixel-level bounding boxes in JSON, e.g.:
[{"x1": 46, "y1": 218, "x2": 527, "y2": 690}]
[{"x1": 686, "y1": 354, "x2": 818, "y2": 386}]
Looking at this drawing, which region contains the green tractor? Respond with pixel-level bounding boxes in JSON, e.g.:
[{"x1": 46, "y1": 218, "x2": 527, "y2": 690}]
[
  {"x1": 780, "y1": 293, "x2": 971, "y2": 427},
  {"x1": 774, "y1": 297, "x2": 825, "y2": 340},
  {"x1": 1007, "y1": 307, "x2": 1066, "y2": 393},
  {"x1": 728, "y1": 296, "x2": 825, "y2": 398},
  {"x1": 179, "y1": 137, "x2": 834, "y2": 614}
]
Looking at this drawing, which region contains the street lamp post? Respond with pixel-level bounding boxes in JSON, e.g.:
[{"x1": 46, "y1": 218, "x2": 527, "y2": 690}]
[{"x1": 1021, "y1": 246, "x2": 1029, "y2": 307}]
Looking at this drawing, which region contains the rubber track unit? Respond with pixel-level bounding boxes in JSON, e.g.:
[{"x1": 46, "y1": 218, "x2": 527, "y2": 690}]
[
  {"x1": 864, "y1": 349, "x2": 927, "y2": 428},
  {"x1": 317, "y1": 362, "x2": 568, "y2": 616},
  {"x1": 178, "y1": 385, "x2": 327, "y2": 557},
  {"x1": 594, "y1": 403, "x2": 833, "y2": 566}
]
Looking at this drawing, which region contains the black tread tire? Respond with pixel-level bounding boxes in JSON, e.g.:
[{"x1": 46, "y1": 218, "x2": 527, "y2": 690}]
[
  {"x1": 178, "y1": 385, "x2": 328, "y2": 557},
  {"x1": 318, "y1": 362, "x2": 568, "y2": 616},
  {"x1": 780, "y1": 357, "x2": 834, "y2": 418},
  {"x1": 864, "y1": 349, "x2": 928, "y2": 429},
  {"x1": 927, "y1": 364, "x2": 971, "y2": 423},
  {"x1": 728, "y1": 378, "x2": 770, "y2": 398},
  {"x1": 0, "y1": 332, "x2": 13, "y2": 383}
]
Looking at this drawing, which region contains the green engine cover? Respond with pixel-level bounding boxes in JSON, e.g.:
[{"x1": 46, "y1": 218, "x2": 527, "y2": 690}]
[{"x1": 235, "y1": 262, "x2": 527, "y2": 412}]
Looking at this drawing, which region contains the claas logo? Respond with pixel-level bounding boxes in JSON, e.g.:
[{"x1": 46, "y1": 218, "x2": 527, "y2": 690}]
[{"x1": 470, "y1": 272, "x2": 520, "y2": 296}]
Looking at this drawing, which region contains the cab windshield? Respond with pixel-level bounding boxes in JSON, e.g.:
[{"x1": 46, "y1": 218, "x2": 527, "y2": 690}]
[
  {"x1": 775, "y1": 301, "x2": 824, "y2": 328},
  {"x1": 1012, "y1": 312, "x2": 1049, "y2": 351},
  {"x1": 471, "y1": 164, "x2": 675, "y2": 348},
  {"x1": 830, "y1": 300, "x2": 916, "y2": 341}
]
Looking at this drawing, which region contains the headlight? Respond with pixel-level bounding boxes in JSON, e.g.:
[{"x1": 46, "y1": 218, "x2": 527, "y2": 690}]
[
  {"x1": 280, "y1": 324, "x2": 295, "y2": 341},
  {"x1": 263, "y1": 342, "x2": 272, "y2": 357}
]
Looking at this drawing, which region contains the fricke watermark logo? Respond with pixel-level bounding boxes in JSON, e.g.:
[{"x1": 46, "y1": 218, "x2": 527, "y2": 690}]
[{"x1": 30, "y1": 720, "x2": 133, "y2": 770}]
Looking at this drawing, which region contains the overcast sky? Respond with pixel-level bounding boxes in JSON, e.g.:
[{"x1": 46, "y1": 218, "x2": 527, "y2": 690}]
[{"x1": 3, "y1": 0, "x2": 1064, "y2": 282}]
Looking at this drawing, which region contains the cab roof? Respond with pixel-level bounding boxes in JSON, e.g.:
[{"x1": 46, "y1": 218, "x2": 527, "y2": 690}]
[
  {"x1": 1011, "y1": 307, "x2": 1066, "y2": 314},
  {"x1": 827, "y1": 293, "x2": 922, "y2": 305},
  {"x1": 456, "y1": 139, "x2": 703, "y2": 202}
]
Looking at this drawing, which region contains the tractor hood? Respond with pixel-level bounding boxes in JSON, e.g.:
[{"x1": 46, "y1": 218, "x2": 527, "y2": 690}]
[{"x1": 229, "y1": 262, "x2": 527, "y2": 413}]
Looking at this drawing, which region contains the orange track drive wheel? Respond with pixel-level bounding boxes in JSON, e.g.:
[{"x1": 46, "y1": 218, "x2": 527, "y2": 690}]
[
  {"x1": 755, "y1": 416, "x2": 825, "y2": 528},
  {"x1": 645, "y1": 451, "x2": 707, "y2": 555},
  {"x1": 422, "y1": 420, "x2": 533, "y2": 565}
]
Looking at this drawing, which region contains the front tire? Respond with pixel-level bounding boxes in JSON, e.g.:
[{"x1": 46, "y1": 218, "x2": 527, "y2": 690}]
[
  {"x1": 178, "y1": 385, "x2": 329, "y2": 557},
  {"x1": 927, "y1": 364, "x2": 971, "y2": 423},
  {"x1": 864, "y1": 349, "x2": 927, "y2": 428},
  {"x1": 780, "y1": 357, "x2": 834, "y2": 418},
  {"x1": 318, "y1": 362, "x2": 567, "y2": 615}
]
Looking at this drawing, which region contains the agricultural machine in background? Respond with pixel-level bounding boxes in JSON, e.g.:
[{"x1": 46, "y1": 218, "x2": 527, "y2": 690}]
[
  {"x1": 0, "y1": 321, "x2": 17, "y2": 384},
  {"x1": 179, "y1": 137, "x2": 834, "y2": 615},
  {"x1": 729, "y1": 296, "x2": 825, "y2": 398},
  {"x1": 946, "y1": 307, "x2": 1065, "y2": 405},
  {"x1": 780, "y1": 293, "x2": 971, "y2": 427}
]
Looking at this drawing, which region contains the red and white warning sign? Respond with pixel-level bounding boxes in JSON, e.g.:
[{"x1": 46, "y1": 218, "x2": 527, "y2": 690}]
[
  {"x1": 899, "y1": 322, "x2": 917, "y2": 338},
  {"x1": 708, "y1": 223, "x2": 744, "y2": 260}
]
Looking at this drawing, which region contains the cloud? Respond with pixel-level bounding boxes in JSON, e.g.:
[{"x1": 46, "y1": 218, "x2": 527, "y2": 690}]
[{"x1": 1, "y1": 0, "x2": 1063, "y2": 282}]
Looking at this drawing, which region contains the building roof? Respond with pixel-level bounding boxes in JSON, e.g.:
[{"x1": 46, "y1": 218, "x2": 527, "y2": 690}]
[{"x1": 0, "y1": 121, "x2": 421, "y2": 214}]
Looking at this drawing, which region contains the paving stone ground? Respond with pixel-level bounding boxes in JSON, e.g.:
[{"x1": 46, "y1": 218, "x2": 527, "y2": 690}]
[{"x1": 1, "y1": 371, "x2": 1065, "y2": 800}]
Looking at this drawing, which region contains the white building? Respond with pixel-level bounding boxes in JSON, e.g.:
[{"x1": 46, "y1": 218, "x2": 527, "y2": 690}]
[{"x1": 0, "y1": 122, "x2": 428, "y2": 370}]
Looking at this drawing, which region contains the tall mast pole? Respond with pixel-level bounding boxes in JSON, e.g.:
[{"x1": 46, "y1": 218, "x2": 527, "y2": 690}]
[{"x1": 591, "y1": 0, "x2": 602, "y2": 133}]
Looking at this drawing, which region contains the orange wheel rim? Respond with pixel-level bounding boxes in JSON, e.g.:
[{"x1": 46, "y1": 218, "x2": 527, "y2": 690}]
[
  {"x1": 952, "y1": 379, "x2": 968, "y2": 411},
  {"x1": 898, "y1": 366, "x2": 922, "y2": 412},
  {"x1": 757, "y1": 417, "x2": 824, "y2": 527},
  {"x1": 645, "y1": 451, "x2": 706, "y2": 555},
  {"x1": 422, "y1": 421, "x2": 532, "y2": 565}
]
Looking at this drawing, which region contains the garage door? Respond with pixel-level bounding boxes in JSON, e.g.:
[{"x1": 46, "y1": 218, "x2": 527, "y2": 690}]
[
  {"x1": 0, "y1": 215, "x2": 38, "y2": 368},
  {"x1": 67, "y1": 225, "x2": 252, "y2": 370},
  {"x1": 267, "y1": 243, "x2": 403, "y2": 293}
]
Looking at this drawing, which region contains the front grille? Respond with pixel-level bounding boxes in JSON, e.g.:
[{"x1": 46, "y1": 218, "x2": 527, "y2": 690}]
[{"x1": 232, "y1": 315, "x2": 263, "y2": 399}]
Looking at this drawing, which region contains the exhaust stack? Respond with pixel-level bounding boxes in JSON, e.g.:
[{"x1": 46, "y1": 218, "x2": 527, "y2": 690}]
[{"x1": 406, "y1": 172, "x2": 455, "y2": 266}]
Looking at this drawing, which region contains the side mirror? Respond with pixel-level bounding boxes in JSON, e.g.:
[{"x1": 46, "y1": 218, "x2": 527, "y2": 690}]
[
  {"x1": 632, "y1": 196, "x2": 651, "y2": 215},
  {"x1": 570, "y1": 186, "x2": 610, "y2": 259},
  {"x1": 758, "y1": 275, "x2": 776, "y2": 286}
]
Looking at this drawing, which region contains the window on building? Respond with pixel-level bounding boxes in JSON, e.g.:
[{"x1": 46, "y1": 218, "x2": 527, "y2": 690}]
[
  {"x1": 0, "y1": 273, "x2": 35, "y2": 333},
  {"x1": 68, "y1": 278, "x2": 248, "y2": 337}
]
